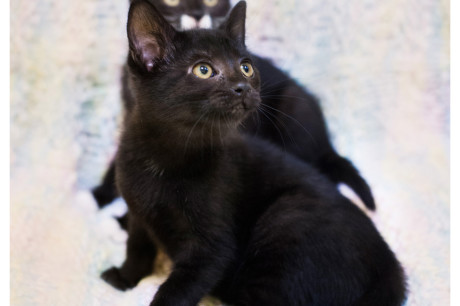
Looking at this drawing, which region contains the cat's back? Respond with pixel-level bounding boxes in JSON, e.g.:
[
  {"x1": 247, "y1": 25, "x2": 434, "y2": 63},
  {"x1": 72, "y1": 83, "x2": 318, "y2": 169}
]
[{"x1": 229, "y1": 134, "x2": 342, "y2": 201}]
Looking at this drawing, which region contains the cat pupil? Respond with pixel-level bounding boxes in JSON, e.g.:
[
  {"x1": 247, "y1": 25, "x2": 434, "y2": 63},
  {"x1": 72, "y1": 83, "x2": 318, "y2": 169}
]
[
  {"x1": 242, "y1": 65, "x2": 249, "y2": 73},
  {"x1": 200, "y1": 66, "x2": 208, "y2": 74}
]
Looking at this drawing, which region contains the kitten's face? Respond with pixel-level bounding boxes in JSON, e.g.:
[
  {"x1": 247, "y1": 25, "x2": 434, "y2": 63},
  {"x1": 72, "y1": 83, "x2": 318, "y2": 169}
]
[
  {"x1": 127, "y1": 1, "x2": 260, "y2": 131},
  {"x1": 138, "y1": 0, "x2": 231, "y2": 30}
]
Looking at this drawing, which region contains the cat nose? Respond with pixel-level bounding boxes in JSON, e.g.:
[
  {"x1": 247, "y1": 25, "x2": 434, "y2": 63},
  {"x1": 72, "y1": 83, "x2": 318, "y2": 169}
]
[
  {"x1": 232, "y1": 83, "x2": 250, "y2": 96},
  {"x1": 190, "y1": 12, "x2": 204, "y2": 21}
]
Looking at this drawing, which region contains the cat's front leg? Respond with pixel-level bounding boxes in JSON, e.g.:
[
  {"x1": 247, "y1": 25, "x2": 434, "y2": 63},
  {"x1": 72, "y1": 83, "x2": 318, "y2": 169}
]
[
  {"x1": 101, "y1": 212, "x2": 157, "y2": 291},
  {"x1": 150, "y1": 239, "x2": 234, "y2": 306}
]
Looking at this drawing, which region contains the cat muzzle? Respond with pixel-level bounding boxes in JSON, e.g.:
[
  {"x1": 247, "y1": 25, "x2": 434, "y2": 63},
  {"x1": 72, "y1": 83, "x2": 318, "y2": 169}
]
[
  {"x1": 181, "y1": 14, "x2": 212, "y2": 30},
  {"x1": 231, "y1": 82, "x2": 250, "y2": 96}
]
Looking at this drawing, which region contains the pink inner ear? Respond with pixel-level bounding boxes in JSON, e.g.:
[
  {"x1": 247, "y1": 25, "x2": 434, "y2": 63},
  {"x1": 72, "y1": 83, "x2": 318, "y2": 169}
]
[
  {"x1": 146, "y1": 61, "x2": 154, "y2": 71},
  {"x1": 139, "y1": 38, "x2": 162, "y2": 72}
]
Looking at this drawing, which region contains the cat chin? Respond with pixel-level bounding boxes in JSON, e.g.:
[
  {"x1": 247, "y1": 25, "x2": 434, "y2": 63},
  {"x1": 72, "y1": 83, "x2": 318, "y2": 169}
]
[
  {"x1": 207, "y1": 108, "x2": 256, "y2": 129},
  {"x1": 207, "y1": 99, "x2": 258, "y2": 122}
]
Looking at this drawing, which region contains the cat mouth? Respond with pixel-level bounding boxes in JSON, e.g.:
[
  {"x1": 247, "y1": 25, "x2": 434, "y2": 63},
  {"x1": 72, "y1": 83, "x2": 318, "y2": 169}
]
[
  {"x1": 229, "y1": 106, "x2": 247, "y2": 115},
  {"x1": 208, "y1": 93, "x2": 260, "y2": 121},
  {"x1": 223, "y1": 100, "x2": 258, "y2": 120}
]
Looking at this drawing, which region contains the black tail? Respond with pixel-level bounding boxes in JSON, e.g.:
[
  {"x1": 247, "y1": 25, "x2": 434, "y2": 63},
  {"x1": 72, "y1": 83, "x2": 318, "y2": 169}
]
[
  {"x1": 116, "y1": 213, "x2": 129, "y2": 230},
  {"x1": 316, "y1": 153, "x2": 376, "y2": 210},
  {"x1": 92, "y1": 160, "x2": 119, "y2": 208}
]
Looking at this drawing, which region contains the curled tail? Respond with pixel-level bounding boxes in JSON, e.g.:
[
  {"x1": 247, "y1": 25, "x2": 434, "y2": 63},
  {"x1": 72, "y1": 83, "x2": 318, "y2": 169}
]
[{"x1": 317, "y1": 153, "x2": 376, "y2": 210}]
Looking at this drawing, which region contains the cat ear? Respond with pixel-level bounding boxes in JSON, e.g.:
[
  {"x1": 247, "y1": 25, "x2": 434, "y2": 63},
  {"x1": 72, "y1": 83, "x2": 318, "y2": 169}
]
[
  {"x1": 127, "y1": 0, "x2": 176, "y2": 72},
  {"x1": 222, "y1": 1, "x2": 246, "y2": 45}
]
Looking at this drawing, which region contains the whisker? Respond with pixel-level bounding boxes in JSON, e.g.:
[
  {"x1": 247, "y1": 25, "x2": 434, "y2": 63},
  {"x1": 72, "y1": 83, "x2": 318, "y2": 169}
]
[
  {"x1": 218, "y1": 113, "x2": 224, "y2": 147},
  {"x1": 258, "y1": 105, "x2": 299, "y2": 150},
  {"x1": 183, "y1": 111, "x2": 207, "y2": 156},
  {"x1": 259, "y1": 78, "x2": 291, "y2": 92},
  {"x1": 259, "y1": 103, "x2": 318, "y2": 147},
  {"x1": 239, "y1": 119, "x2": 247, "y2": 130},
  {"x1": 158, "y1": 102, "x2": 204, "y2": 121},
  {"x1": 223, "y1": 115, "x2": 233, "y2": 143},
  {"x1": 211, "y1": 114, "x2": 215, "y2": 151},
  {"x1": 201, "y1": 112, "x2": 205, "y2": 159},
  {"x1": 257, "y1": 107, "x2": 287, "y2": 152},
  {"x1": 259, "y1": 94, "x2": 317, "y2": 104},
  {"x1": 254, "y1": 107, "x2": 262, "y2": 136}
]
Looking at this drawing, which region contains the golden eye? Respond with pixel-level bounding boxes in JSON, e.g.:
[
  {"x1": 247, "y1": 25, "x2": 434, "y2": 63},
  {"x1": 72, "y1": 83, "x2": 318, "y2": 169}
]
[
  {"x1": 164, "y1": 0, "x2": 180, "y2": 7},
  {"x1": 203, "y1": 0, "x2": 218, "y2": 7},
  {"x1": 192, "y1": 63, "x2": 214, "y2": 79},
  {"x1": 240, "y1": 62, "x2": 254, "y2": 78}
]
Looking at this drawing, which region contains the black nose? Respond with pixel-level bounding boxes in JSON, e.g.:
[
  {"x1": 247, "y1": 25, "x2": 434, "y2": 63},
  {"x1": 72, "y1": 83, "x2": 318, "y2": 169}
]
[
  {"x1": 190, "y1": 12, "x2": 204, "y2": 21},
  {"x1": 232, "y1": 83, "x2": 250, "y2": 96}
]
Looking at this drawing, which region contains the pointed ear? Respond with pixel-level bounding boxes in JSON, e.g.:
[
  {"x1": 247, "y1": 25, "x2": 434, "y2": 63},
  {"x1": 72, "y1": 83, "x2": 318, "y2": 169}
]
[
  {"x1": 127, "y1": 0, "x2": 176, "y2": 72},
  {"x1": 222, "y1": 1, "x2": 246, "y2": 45}
]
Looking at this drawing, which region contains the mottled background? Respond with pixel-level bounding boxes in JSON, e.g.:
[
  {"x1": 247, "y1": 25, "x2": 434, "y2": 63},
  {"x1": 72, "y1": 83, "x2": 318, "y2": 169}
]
[{"x1": 10, "y1": 0, "x2": 449, "y2": 305}]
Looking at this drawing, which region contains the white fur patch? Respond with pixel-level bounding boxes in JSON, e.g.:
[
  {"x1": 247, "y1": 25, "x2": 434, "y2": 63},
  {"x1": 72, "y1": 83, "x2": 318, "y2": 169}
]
[
  {"x1": 198, "y1": 15, "x2": 212, "y2": 29},
  {"x1": 181, "y1": 14, "x2": 213, "y2": 30},
  {"x1": 230, "y1": 0, "x2": 240, "y2": 7},
  {"x1": 181, "y1": 14, "x2": 198, "y2": 30}
]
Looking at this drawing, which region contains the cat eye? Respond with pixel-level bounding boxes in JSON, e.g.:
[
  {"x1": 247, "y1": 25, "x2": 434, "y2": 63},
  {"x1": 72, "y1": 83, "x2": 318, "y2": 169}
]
[
  {"x1": 192, "y1": 63, "x2": 215, "y2": 79},
  {"x1": 164, "y1": 0, "x2": 180, "y2": 7},
  {"x1": 203, "y1": 0, "x2": 218, "y2": 7},
  {"x1": 240, "y1": 62, "x2": 254, "y2": 78}
]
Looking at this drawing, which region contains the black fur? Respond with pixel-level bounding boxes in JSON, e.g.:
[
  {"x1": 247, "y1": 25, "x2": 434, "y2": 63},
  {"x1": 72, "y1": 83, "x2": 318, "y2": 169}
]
[
  {"x1": 101, "y1": 2, "x2": 406, "y2": 305},
  {"x1": 92, "y1": 0, "x2": 375, "y2": 212},
  {"x1": 245, "y1": 54, "x2": 375, "y2": 209}
]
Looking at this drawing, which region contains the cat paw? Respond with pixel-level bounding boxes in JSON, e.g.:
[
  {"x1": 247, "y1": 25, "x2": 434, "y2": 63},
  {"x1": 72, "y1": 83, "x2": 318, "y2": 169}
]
[{"x1": 101, "y1": 267, "x2": 136, "y2": 291}]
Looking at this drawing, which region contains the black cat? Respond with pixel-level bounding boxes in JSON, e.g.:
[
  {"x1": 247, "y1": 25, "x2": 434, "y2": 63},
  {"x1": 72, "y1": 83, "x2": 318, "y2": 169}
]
[
  {"x1": 92, "y1": 0, "x2": 375, "y2": 212},
  {"x1": 100, "y1": 2, "x2": 406, "y2": 305}
]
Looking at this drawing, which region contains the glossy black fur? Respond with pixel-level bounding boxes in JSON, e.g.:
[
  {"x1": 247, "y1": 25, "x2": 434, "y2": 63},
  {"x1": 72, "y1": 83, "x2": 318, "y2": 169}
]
[
  {"x1": 100, "y1": 2, "x2": 406, "y2": 305},
  {"x1": 92, "y1": 0, "x2": 375, "y2": 212}
]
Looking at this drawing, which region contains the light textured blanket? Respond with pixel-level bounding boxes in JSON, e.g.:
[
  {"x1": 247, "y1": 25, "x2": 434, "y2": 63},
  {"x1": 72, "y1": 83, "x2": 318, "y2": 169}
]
[{"x1": 11, "y1": 0, "x2": 449, "y2": 305}]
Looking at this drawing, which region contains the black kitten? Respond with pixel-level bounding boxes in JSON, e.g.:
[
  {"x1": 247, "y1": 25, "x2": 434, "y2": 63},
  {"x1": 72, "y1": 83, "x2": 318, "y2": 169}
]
[
  {"x1": 91, "y1": 0, "x2": 232, "y2": 207},
  {"x1": 101, "y1": 2, "x2": 406, "y2": 305},
  {"x1": 93, "y1": 0, "x2": 375, "y2": 212}
]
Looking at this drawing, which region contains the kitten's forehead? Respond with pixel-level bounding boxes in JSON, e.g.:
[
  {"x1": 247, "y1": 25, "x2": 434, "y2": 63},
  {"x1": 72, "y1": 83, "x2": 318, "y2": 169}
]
[{"x1": 180, "y1": 29, "x2": 249, "y2": 60}]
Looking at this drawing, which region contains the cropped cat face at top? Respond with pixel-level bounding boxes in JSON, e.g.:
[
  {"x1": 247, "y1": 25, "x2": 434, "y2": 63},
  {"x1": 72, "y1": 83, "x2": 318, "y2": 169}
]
[
  {"x1": 136, "y1": 0, "x2": 231, "y2": 30},
  {"x1": 127, "y1": 0, "x2": 260, "y2": 128}
]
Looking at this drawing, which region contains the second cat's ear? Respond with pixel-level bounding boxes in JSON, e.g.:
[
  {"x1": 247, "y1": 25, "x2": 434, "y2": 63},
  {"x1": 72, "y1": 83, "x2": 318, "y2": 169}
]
[
  {"x1": 127, "y1": 0, "x2": 176, "y2": 72},
  {"x1": 222, "y1": 1, "x2": 246, "y2": 45}
]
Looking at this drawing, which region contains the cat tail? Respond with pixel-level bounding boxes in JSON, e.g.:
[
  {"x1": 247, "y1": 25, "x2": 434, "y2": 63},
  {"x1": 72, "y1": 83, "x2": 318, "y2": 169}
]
[
  {"x1": 116, "y1": 213, "x2": 129, "y2": 231},
  {"x1": 92, "y1": 160, "x2": 119, "y2": 208},
  {"x1": 316, "y1": 153, "x2": 376, "y2": 210}
]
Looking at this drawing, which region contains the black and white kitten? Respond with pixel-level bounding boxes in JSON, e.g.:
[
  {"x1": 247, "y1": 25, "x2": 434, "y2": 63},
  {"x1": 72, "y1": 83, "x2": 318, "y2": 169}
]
[
  {"x1": 100, "y1": 1, "x2": 406, "y2": 305},
  {"x1": 93, "y1": 0, "x2": 376, "y2": 212},
  {"x1": 136, "y1": 0, "x2": 231, "y2": 30}
]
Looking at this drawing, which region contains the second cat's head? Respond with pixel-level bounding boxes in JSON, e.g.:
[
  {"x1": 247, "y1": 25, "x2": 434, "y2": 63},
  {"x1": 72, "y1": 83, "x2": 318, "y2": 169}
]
[
  {"x1": 131, "y1": 0, "x2": 232, "y2": 30},
  {"x1": 127, "y1": 0, "x2": 260, "y2": 130}
]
